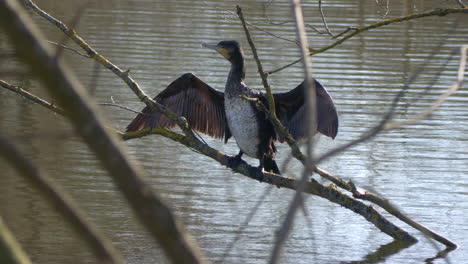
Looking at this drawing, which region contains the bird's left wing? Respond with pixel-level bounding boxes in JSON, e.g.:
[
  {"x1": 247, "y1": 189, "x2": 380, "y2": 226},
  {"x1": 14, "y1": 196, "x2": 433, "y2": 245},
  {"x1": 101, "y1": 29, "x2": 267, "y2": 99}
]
[
  {"x1": 126, "y1": 73, "x2": 231, "y2": 142},
  {"x1": 273, "y1": 79, "x2": 338, "y2": 141}
]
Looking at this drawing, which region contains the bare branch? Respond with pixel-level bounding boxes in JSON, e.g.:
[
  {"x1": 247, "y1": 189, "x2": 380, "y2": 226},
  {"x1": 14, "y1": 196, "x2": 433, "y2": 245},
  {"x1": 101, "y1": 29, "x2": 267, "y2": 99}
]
[
  {"x1": 47, "y1": 40, "x2": 91, "y2": 58},
  {"x1": 13, "y1": 0, "x2": 459, "y2": 251},
  {"x1": 23, "y1": 0, "x2": 194, "y2": 138},
  {"x1": 0, "y1": 1, "x2": 208, "y2": 263},
  {"x1": 122, "y1": 127, "x2": 417, "y2": 244},
  {"x1": 236, "y1": 5, "x2": 277, "y2": 115},
  {"x1": 268, "y1": 7, "x2": 468, "y2": 74},
  {"x1": 219, "y1": 187, "x2": 274, "y2": 263},
  {"x1": 270, "y1": 0, "x2": 317, "y2": 262},
  {"x1": 318, "y1": 0, "x2": 333, "y2": 36},
  {"x1": 0, "y1": 217, "x2": 32, "y2": 264},
  {"x1": 0, "y1": 137, "x2": 124, "y2": 264},
  {"x1": 98, "y1": 102, "x2": 144, "y2": 115},
  {"x1": 0, "y1": 80, "x2": 66, "y2": 115},
  {"x1": 203, "y1": 1, "x2": 298, "y2": 44},
  {"x1": 53, "y1": 1, "x2": 89, "y2": 59},
  {"x1": 455, "y1": 0, "x2": 467, "y2": 8},
  {"x1": 384, "y1": 45, "x2": 467, "y2": 130}
]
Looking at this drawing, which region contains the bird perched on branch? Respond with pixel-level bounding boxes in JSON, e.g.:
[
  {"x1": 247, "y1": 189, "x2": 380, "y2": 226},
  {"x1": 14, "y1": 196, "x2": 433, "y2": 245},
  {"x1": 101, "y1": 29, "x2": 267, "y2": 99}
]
[{"x1": 126, "y1": 40, "x2": 338, "y2": 175}]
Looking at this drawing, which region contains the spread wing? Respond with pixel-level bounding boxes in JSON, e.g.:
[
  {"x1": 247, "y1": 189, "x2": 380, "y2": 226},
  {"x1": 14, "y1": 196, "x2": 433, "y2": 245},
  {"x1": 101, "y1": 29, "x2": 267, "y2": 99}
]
[
  {"x1": 126, "y1": 73, "x2": 231, "y2": 142},
  {"x1": 274, "y1": 79, "x2": 338, "y2": 141}
]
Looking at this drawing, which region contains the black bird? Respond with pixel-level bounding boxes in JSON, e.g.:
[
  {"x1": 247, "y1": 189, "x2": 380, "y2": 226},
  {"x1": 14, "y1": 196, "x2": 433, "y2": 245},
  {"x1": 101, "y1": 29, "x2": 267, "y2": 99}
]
[{"x1": 126, "y1": 40, "x2": 338, "y2": 175}]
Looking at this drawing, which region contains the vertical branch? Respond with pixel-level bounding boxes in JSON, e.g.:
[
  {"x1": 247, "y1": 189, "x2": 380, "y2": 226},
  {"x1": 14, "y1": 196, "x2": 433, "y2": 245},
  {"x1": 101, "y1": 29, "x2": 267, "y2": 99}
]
[
  {"x1": 236, "y1": 5, "x2": 276, "y2": 114},
  {"x1": 270, "y1": 1, "x2": 317, "y2": 263},
  {"x1": 0, "y1": 1, "x2": 207, "y2": 263},
  {"x1": 318, "y1": 0, "x2": 333, "y2": 36}
]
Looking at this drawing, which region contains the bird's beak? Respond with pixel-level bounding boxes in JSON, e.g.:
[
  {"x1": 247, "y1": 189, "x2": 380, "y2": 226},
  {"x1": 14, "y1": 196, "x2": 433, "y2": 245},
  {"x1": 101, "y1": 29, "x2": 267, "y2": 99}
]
[{"x1": 202, "y1": 43, "x2": 228, "y2": 58}]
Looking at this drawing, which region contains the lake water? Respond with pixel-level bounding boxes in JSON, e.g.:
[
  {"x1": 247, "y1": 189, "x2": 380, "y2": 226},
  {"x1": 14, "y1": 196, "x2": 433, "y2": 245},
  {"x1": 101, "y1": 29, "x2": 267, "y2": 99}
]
[{"x1": 1, "y1": 0, "x2": 467, "y2": 263}]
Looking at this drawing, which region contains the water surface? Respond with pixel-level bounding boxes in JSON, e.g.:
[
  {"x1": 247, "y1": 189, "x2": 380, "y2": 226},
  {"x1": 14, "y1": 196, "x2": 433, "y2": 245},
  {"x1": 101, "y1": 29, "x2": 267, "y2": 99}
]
[{"x1": 1, "y1": 0, "x2": 467, "y2": 263}]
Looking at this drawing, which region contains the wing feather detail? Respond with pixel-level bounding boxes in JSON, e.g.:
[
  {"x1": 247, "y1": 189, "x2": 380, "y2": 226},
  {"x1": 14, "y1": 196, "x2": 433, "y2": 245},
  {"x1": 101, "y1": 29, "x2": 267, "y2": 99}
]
[
  {"x1": 273, "y1": 79, "x2": 338, "y2": 141},
  {"x1": 126, "y1": 73, "x2": 230, "y2": 140}
]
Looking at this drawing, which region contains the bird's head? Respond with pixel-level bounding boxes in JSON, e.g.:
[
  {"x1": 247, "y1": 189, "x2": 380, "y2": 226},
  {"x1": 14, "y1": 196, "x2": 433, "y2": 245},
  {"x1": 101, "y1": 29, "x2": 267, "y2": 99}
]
[{"x1": 202, "y1": 40, "x2": 244, "y2": 64}]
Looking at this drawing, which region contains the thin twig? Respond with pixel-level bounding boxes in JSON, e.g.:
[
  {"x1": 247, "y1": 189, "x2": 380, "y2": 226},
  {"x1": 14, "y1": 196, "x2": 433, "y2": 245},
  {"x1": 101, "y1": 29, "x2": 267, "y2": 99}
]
[
  {"x1": 237, "y1": 7, "x2": 307, "y2": 171},
  {"x1": 219, "y1": 187, "x2": 273, "y2": 263},
  {"x1": 47, "y1": 40, "x2": 91, "y2": 58},
  {"x1": 24, "y1": 0, "x2": 195, "y2": 139},
  {"x1": 0, "y1": 80, "x2": 66, "y2": 115},
  {"x1": 318, "y1": 0, "x2": 333, "y2": 36},
  {"x1": 53, "y1": 1, "x2": 89, "y2": 59},
  {"x1": 384, "y1": 45, "x2": 467, "y2": 130},
  {"x1": 99, "y1": 103, "x2": 144, "y2": 115},
  {"x1": 203, "y1": 1, "x2": 298, "y2": 44},
  {"x1": 268, "y1": 7, "x2": 468, "y2": 74}
]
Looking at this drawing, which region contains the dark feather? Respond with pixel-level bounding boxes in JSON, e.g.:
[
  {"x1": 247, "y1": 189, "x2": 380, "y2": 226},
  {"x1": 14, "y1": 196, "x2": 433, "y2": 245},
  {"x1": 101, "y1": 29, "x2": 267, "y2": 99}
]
[
  {"x1": 274, "y1": 79, "x2": 338, "y2": 141},
  {"x1": 126, "y1": 73, "x2": 231, "y2": 141}
]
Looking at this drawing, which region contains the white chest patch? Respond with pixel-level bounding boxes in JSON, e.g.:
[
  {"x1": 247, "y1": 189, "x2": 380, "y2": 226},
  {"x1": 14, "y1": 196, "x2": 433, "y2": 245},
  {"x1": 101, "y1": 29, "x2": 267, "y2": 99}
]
[{"x1": 225, "y1": 95, "x2": 260, "y2": 158}]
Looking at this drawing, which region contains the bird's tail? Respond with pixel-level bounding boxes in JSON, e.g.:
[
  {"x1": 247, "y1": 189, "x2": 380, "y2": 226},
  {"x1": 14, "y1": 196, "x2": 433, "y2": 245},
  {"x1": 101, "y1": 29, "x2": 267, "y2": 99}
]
[{"x1": 263, "y1": 157, "x2": 281, "y2": 175}]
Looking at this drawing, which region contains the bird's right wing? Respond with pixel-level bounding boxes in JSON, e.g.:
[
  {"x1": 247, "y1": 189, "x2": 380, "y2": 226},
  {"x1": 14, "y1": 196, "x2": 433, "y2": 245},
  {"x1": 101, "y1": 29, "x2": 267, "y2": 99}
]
[{"x1": 126, "y1": 73, "x2": 231, "y2": 142}]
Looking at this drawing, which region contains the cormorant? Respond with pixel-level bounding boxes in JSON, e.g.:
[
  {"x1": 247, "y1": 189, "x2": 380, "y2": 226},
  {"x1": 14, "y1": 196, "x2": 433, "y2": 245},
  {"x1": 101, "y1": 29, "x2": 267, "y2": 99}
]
[{"x1": 126, "y1": 40, "x2": 338, "y2": 175}]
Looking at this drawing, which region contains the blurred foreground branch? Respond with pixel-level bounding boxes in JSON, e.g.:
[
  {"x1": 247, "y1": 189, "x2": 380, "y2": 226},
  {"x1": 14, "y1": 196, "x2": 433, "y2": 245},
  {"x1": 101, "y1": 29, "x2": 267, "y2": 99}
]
[
  {"x1": 0, "y1": 80, "x2": 65, "y2": 115},
  {"x1": 0, "y1": 1, "x2": 207, "y2": 263},
  {"x1": 270, "y1": 0, "x2": 318, "y2": 262},
  {"x1": 2, "y1": 0, "x2": 459, "y2": 253},
  {"x1": 0, "y1": 137, "x2": 123, "y2": 264},
  {"x1": 0, "y1": 217, "x2": 31, "y2": 264}
]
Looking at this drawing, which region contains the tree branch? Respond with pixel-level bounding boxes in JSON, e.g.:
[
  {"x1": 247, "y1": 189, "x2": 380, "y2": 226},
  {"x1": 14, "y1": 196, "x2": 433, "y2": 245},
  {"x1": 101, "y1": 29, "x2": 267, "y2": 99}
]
[
  {"x1": 0, "y1": 1, "x2": 207, "y2": 263},
  {"x1": 383, "y1": 45, "x2": 467, "y2": 130},
  {"x1": 23, "y1": 0, "x2": 194, "y2": 138},
  {"x1": 318, "y1": 0, "x2": 333, "y2": 36},
  {"x1": 0, "y1": 137, "x2": 123, "y2": 264},
  {"x1": 236, "y1": 6, "x2": 276, "y2": 114},
  {"x1": 0, "y1": 80, "x2": 65, "y2": 116},
  {"x1": 0, "y1": 217, "x2": 32, "y2": 264},
  {"x1": 270, "y1": 0, "x2": 318, "y2": 261},
  {"x1": 11, "y1": 0, "x2": 459, "y2": 250},
  {"x1": 268, "y1": 7, "x2": 468, "y2": 74},
  {"x1": 120, "y1": 128, "x2": 417, "y2": 243}
]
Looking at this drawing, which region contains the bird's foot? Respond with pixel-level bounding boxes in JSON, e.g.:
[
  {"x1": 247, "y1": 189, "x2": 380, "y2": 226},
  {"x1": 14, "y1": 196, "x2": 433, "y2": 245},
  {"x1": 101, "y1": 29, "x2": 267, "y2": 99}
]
[
  {"x1": 228, "y1": 152, "x2": 243, "y2": 168},
  {"x1": 255, "y1": 165, "x2": 265, "y2": 182}
]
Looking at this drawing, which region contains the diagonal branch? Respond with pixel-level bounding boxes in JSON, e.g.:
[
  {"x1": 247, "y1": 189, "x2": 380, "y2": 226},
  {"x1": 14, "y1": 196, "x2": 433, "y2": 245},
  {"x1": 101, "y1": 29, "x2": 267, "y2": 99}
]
[
  {"x1": 12, "y1": 0, "x2": 459, "y2": 250},
  {"x1": 0, "y1": 1, "x2": 208, "y2": 263},
  {"x1": 23, "y1": 0, "x2": 194, "y2": 138},
  {"x1": 0, "y1": 136, "x2": 124, "y2": 264},
  {"x1": 268, "y1": 7, "x2": 468, "y2": 74},
  {"x1": 0, "y1": 217, "x2": 32, "y2": 264},
  {"x1": 384, "y1": 45, "x2": 467, "y2": 130},
  {"x1": 121, "y1": 128, "x2": 417, "y2": 243},
  {"x1": 0, "y1": 80, "x2": 65, "y2": 116}
]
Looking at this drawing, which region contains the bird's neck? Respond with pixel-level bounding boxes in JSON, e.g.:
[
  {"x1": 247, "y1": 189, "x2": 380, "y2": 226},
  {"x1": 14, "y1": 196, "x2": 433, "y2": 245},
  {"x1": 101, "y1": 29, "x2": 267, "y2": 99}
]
[{"x1": 228, "y1": 56, "x2": 245, "y2": 84}]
